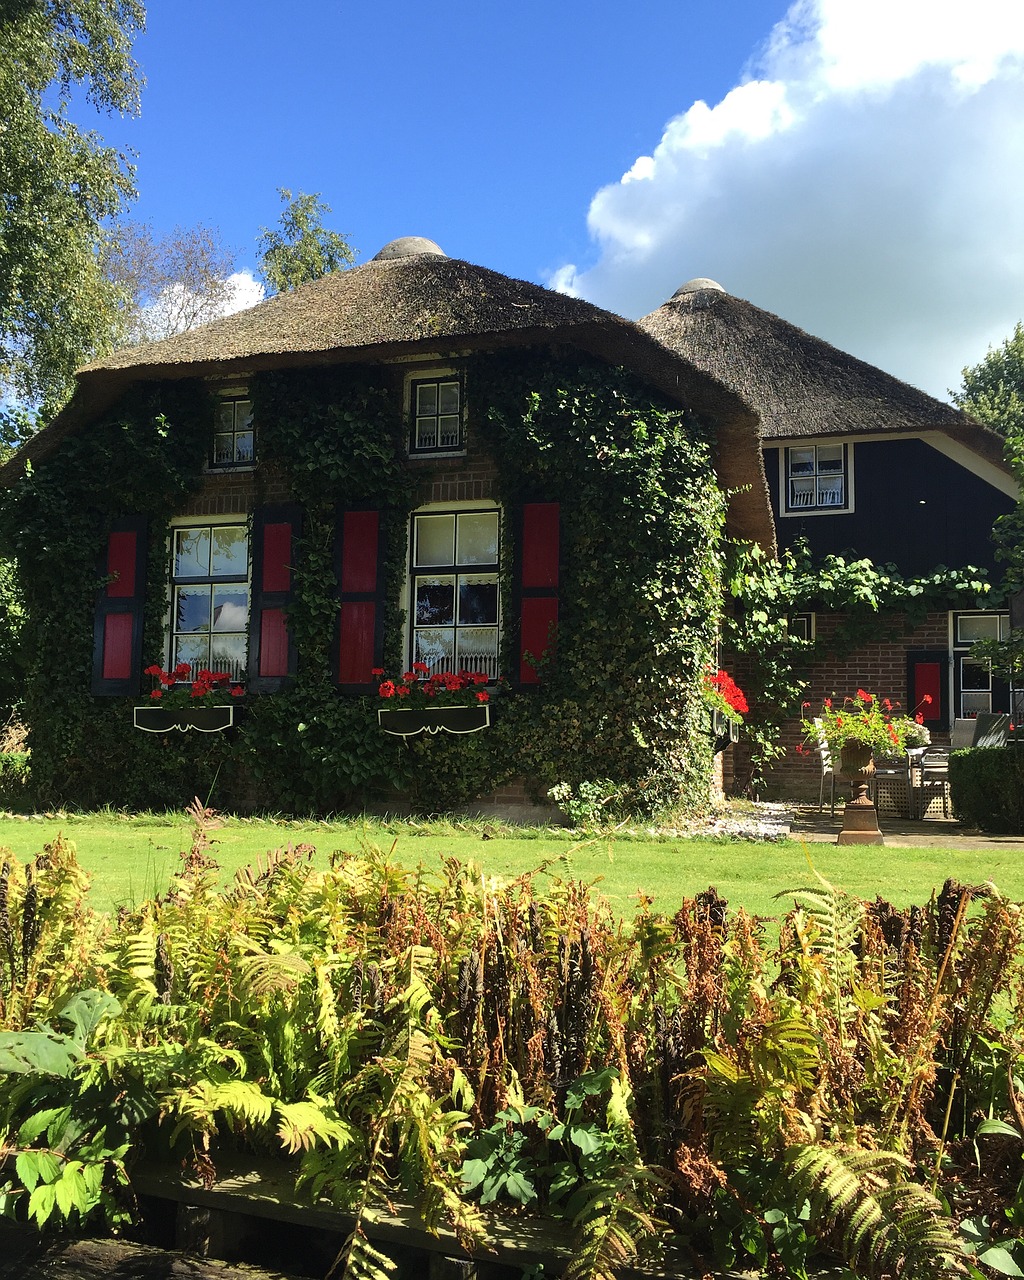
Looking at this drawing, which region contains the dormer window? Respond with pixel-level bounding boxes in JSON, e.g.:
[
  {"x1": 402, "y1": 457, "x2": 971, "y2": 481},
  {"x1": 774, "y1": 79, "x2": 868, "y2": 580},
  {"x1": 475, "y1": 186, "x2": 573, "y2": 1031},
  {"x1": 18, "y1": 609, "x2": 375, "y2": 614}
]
[
  {"x1": 409, "y1": 377, "x2": 463, "y2": 455},
  {"x1": 783, "y1": 444, "x2": 850, "y2": 514},
  {"x1": 213, "y1": 397, "x2": 255, "y2": 468}
]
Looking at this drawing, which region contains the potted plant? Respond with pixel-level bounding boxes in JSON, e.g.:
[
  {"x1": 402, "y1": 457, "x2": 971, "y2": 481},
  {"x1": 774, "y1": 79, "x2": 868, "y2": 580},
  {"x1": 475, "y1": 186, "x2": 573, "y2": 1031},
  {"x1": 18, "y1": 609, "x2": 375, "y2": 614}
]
[
  {"x1": 801, "y1": 689, "x2": 910, "y2": 772},
  {"x1": 134, "y1": 663, "x2": 243, "y2": 733},
  {"x1": 702, "y1": 668, "x2": 748, "y2": 752},
  {"x1": 374, "y1": 663, "x2": 497, "y2": 737}
]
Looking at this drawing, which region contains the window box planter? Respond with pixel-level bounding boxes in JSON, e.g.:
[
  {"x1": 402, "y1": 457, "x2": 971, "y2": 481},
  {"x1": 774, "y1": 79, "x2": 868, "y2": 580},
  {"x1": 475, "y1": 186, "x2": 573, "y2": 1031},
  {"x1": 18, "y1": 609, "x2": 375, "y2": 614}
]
[
  {"x1": 709, "y1": 709, "x2": 740, "y2": 753},
  {"x1": 133, "y1": 706, "x2": 235, "y2": 734},
  {"x1": 378, "y1": 704, "x2": 490, "y2": 737}
]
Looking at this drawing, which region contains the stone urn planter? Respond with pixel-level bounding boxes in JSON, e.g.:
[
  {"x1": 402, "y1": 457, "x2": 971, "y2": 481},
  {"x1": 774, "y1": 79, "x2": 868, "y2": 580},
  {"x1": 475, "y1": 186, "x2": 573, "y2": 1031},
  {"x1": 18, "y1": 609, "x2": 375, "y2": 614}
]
[
  {"x1": 836, "y1": 738, "x2": 884, "y2": 845},
  {"x1": 378, "y1": 704, "x2": 490, "y2": 737},
  {"x1": 133, "y1": 705, "x2": 235, "y2": 734}
]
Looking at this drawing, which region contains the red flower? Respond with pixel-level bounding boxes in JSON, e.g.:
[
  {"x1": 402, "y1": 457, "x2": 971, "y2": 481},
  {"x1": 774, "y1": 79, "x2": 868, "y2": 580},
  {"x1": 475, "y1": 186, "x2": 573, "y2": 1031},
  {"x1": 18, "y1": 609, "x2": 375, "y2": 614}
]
[
  {"x1": 230, "y1": 686, "x2": 244, "y2": 697},
  {"x1": 397, "y1": 685, "x2": 410, "y2": 696},
  {"x1": 888, "y1": 724, "x2": 899, "y2": 744},
  {"x1": 379, "y1": 681, "x2": 395, "y2": 698},
  {"x1": 371, "y1": 668, "x2": 384, "y2": 677},
  {"x1": 856, "y1": 689, "x2": 873, "y2": 704},
  {"x1": 402, "y1": 672, "x2": 416, "y2": 684},
  {"x1": 882, "y1": 698, "x2": 892, "y2": 711},
  {"x1": 914, "y1": 713, "x2": 924, "y2": 724},
  {"x1": 150, "y1": 689, "x2": 163, "y2": 700},
  {"x1": 802, "y1": 701, "x2": 811, "y2": 709},
  {"x1": 824, "y1": 697, "x2": 832, "y2": 709},
  {"x1": 922, "y1": 694, "x2": 933, "y2": 704},
  {"x1": 476, "y1": 691, "x2": 489, "y2": 703},
  {"x1": 144, "y1": 664, "x2": 163, "y2": 677},
  {"x1": 412, "y1": 661, "x2": 429, "y2": 674}
]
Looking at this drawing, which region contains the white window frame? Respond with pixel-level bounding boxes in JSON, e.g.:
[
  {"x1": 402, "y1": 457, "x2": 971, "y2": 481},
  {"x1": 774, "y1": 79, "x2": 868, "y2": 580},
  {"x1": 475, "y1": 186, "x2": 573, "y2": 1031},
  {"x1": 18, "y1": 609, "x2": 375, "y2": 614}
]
[
  {"x1": 208, "y1": 388, "x2": 256, "y2": 472},
  {"x1": 779, "y1": 442, "x2": 854, "y2": 516},
  {"x1": 950, "y1": 609, "x2": 1010, "y2": 719},
  {"x1": 165, "y1": 516, "x2": 251, "y2": 682},
  {"x1": 405, "y1": 500, "x2": 500, "y2": 681},
  {"x1": 788, "y1": 612, "x2": 816, "y2": 642},
  {"x1": 405, "y1": 367, "x2": 465, "y2": 458}
]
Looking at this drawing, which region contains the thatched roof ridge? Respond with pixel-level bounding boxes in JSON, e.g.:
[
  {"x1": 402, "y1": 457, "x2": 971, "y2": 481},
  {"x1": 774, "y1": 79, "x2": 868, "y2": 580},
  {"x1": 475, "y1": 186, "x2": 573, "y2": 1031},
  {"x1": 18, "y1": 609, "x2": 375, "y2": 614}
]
[
  {"x1": 0, "y1": 252, "x2": 776, "y2": 548},
  {"x1": 640, "y1": 285, "x2": 1012, "y2": 478}
]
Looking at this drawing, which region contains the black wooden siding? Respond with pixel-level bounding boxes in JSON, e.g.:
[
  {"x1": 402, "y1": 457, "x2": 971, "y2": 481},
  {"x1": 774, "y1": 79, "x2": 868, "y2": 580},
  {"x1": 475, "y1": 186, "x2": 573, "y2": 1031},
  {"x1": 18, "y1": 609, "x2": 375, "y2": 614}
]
[{"x1": 764, "y1": 439, "x2": 1014, "y2": 577}]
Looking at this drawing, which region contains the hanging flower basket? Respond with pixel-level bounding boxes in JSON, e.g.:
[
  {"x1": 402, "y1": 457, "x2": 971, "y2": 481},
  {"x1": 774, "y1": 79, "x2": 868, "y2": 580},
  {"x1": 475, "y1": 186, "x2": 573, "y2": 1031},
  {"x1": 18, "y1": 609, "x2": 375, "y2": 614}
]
[
  {"x1": 134, "y1": 706, "x2": 235, "y2": 734},
  {"x1": 378, "y1": 705, "x2": 490, "y2": 737}
]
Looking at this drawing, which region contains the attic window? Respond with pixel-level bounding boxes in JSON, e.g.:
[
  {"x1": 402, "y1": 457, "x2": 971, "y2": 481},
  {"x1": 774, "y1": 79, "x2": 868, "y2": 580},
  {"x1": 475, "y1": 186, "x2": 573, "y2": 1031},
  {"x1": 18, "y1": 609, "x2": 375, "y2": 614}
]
[
  {"x1": 212, "y1": 397, "x2": 255, "y2": 468},
  {"x1": 783, "y1": 444, "x2": 850, "y2": 515},
  {"x1": 409, "y1": 377, "x2": 463, "y2": 455}
]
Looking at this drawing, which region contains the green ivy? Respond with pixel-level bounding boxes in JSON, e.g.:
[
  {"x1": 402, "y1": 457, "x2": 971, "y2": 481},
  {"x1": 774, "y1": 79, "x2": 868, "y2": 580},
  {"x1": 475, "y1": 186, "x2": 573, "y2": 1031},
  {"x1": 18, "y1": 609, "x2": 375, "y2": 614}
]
[
  {"x1": 724, "y1": 539, "x2": 994, "y2": 787},
  {"x1": 0, "y1": 356, "x2": 728, "y2": 819}
]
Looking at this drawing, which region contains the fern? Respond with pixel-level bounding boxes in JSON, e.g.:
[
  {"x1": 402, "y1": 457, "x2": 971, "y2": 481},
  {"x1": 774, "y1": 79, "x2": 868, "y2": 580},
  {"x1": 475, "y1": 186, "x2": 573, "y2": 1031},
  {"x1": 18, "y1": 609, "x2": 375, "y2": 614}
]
[
  {"x1": 785, "y1": 1143, "x2": 968, "y2": 1278},
  {"x1": 328, "y1": 1228, "x2": 397, "y2": 1280}
]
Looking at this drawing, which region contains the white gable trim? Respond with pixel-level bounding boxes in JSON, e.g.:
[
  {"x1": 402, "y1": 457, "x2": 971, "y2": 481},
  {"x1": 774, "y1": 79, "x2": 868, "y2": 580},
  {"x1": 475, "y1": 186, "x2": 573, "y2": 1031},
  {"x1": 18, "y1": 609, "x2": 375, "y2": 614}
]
[{"x1": 766, "y1": 431, "x2": 1018, "y2": 500}]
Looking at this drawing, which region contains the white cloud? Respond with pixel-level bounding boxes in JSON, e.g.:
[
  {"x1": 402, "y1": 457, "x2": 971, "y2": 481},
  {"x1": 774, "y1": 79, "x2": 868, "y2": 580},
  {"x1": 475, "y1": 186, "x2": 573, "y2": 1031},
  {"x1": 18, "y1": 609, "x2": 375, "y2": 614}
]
[
  {"x1": 555, "y1": 0, "x2": 1024, "y2": 398},
  {"x1": 221, "y1": 270, "x2": 265, "y2": 316},
  {"x1": 134, "y1": 269, "x2": 265, "y2": 344}
]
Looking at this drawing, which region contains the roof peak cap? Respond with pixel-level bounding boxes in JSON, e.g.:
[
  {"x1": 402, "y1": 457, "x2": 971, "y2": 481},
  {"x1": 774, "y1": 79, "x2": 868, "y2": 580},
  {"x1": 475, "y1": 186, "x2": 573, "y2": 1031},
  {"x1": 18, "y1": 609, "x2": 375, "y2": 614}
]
[
  {"x1": 671, "y1": 277, "x2": 726, "y2": 299},
  {"x1": 372, "y1": 236, "x2": 447, "y2": 261}
]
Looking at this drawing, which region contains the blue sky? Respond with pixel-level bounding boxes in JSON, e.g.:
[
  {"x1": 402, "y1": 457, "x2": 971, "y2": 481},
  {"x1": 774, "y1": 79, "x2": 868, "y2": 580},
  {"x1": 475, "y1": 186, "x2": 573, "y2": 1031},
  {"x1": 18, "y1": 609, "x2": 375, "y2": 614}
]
[{"x1": 97, "y1": 0, "x2": 1024, "y2": 400}]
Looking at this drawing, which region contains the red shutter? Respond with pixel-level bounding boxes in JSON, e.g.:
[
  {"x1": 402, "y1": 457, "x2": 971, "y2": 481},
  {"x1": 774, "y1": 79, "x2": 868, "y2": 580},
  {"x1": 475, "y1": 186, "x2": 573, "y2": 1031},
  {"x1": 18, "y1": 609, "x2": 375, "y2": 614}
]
[
  {"x1": 907, "y1": 650, "x2": 948, "y2": 729},
  {"x1": 248, "y1": 506, "x2": 302, "y2": 692},
  {"x1": 92, "y1": 519, "x2": 147, "y2": 695},
  {"x1": 519, "y1": 503, "x2": 559, "y2": 685},
  {"x1": 335, "y1": 509, "x2": 383, "y2": 688}
]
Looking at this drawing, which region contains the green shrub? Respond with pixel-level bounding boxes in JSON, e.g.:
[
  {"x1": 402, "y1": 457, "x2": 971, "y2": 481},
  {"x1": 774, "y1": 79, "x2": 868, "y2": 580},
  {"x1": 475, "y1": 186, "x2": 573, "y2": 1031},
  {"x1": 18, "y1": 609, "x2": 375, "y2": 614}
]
[
  {"x1": 949, "y1": 745, "x2": 1024, "y2": 833},
  {"x1": 0, "y1": 752, "x2": 29, "y2": 807}
]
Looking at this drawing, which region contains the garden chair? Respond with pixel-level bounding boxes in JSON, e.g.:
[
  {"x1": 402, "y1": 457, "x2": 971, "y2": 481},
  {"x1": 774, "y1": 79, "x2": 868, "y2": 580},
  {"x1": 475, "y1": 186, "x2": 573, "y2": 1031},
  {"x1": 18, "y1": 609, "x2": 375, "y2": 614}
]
[
  {"x1": 950, "y1": 718, "x2": 975, "y2": 749},
  {"x1": 813, "y1": 719, "x2": 838, "y2": 816},
  {"x1": 915, "y1": 747, "x2": 951, "y2": 818},
  {"x1": 971, "y1": 712, "x2": 1010, "y2": 748}
]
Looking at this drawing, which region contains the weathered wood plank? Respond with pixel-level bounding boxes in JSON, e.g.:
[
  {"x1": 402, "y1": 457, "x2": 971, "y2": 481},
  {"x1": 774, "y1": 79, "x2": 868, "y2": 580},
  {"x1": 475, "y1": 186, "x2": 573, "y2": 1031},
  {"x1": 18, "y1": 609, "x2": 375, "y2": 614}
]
[{"x1": 0, "y1": 1231, "x2": 309, "y2": 1280}]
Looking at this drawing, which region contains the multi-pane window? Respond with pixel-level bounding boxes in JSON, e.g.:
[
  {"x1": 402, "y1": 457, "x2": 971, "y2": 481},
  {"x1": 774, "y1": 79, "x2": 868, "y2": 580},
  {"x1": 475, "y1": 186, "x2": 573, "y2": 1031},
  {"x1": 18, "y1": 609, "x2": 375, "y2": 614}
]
[
  {"x1": 785, "y1": 444, "x2": 847, "y2": 512},
  {"x1": 953, "y1": 611, "x2": 1009, "y2": 718},
  {"x1": 170, "y1": 524, "x2": 249, "y2": 681},
  {"x1": 410, "y1": 378, "x2": 462, "y2": 453},
  {"x1": 410, "y1": 509, "x2": 499, "y2": 679},
  {"x1": 788, "y1": 612, "x2": 816, "y2": 642},
  {"x1": 213, "y1": 398, "x2": 255, "y2": 467}
]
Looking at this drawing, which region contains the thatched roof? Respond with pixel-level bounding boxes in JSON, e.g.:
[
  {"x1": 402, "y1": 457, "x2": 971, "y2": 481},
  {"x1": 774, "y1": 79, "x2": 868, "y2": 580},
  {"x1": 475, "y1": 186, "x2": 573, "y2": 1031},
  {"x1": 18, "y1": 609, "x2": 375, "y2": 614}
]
[
  {"x1": 2, "y1": 245, "x2": 776, "y2": 549},
  {"x1": 640, "y1": 280, "x2": 1013, "y2": 480}
]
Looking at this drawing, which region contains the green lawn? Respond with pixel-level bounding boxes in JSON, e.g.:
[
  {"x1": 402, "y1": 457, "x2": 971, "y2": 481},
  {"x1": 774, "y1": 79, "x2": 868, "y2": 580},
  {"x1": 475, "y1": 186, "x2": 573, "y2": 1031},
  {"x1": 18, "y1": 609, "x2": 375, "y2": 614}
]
[{"x1": 0, "y1": 812, "x2": 1021, "y2": 918}]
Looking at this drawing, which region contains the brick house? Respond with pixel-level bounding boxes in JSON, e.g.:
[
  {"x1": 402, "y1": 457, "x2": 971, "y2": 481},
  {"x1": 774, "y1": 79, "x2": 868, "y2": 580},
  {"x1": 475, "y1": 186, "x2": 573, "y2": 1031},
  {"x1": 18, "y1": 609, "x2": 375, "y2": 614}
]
[
  {"x1": 0, "y1": 239, "x2": 774, "y2": 815},
  {"x1": 641, "y1": 278, "x2": 1019, "y2": 796}
]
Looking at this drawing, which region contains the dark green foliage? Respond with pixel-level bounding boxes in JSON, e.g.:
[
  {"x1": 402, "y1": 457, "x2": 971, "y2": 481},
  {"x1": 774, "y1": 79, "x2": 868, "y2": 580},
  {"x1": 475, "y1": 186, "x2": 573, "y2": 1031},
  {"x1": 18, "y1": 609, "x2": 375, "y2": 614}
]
[
  {"x1": 725, "y1": 540, "x2": 992, "y2": 787},
  {"x1": 949, "y1": 746, "x2": 1024, "y2": 833},
  {"x1": 2, "y1": 354, "x2": 725, "y2": 817}
]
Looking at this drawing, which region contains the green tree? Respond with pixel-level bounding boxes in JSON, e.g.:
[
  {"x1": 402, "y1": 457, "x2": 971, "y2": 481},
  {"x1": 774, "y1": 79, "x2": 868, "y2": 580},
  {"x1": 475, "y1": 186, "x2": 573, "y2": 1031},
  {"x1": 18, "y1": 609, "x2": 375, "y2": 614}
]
[
  {"x1": 0, "y1": 0, "x2": 145, "y2": 415},
  {"x1": 952, "y1": 322, "x2": 1024, "y2": 444},
  {"x1": 257, "y1": 189, "x2": 356, "y2": 294}
]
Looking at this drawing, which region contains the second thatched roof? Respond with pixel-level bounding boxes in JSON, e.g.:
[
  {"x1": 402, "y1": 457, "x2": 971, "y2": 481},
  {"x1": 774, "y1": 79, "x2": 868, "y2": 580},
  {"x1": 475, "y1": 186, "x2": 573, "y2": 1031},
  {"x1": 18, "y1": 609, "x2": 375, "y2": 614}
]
[{"x1": 640, "y1": 280, "x2": 1013, "y2": 479}]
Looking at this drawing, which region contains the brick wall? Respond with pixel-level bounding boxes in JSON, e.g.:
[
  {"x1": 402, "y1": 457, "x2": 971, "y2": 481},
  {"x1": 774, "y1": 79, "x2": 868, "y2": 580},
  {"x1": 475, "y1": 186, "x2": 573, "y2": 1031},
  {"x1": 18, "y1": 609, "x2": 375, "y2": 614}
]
[{"x1": 730, "y1": 610, "x2": 952, "y2": 799}]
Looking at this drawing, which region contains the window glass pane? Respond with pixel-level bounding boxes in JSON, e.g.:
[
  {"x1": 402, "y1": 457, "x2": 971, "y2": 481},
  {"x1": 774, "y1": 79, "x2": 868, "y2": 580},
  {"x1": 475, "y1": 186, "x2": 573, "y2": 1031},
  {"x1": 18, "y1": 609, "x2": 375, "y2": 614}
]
[
  {"x1": 416, "y1": 384, "x2": 438, "y2": 414},
  {"x1": 957, "y1": 615, "x2": 1000, "y2": 644},
  {"x1": 235, "y1": 401, "x2": 252, "y2": 430},
  {"x1": 415, "y1": 419, "x2": 438, "y2": 449},
  {"x1": 211, "y1": 526, "x2": 248, "y2": 577},
  {"x1": 457, "y1": 627, "x2": 499, "y2": 679},
  {"x1": 438, "y1": 383, "x2": 460, "y2": 414},
  {"x1": 961, "y1": 660, "x2": 991, "y2": 691},
  {"x1": 438, "y1": 415, "x2": 461, "y2": 446},
  {"x1": 816, "y1": 478, "x2": 844, "y2": 506},
  {"x1": 173, "y1": 635, "x2": 208, "y2": 675},
  {"x1": 416, "y1": 576, "x2": 455, "y2": 625},
  {"x1": 212, "y1": 586, "x2": 248, "y2": 631},
  {"x1": 213, "y1": 434, "x2": 234, "y2": 465},
  {"x1": 963, "y1": 691, "x2": 991, "y2": 715},
  {"x1": 414, "y1": 515, "x2": 455, "y2": 567},
  {"x1": 457, "y1": 512, "x2": 498, "y2": 565},
  {"x1": 210, "y1": 635, "x2": 246, "y2": 680},
  {"x1": 235, "y1": 431, "x2": 254, "y2": 463},
  {"x1": 175, "y1": 528, "x2": 210, "y2": 578},
  {"x1": 219, "y1": 403, "x2": 236, "y2": 431},
  {"x1": 789, "y1": 478, "x2": 815, "y2": 507},
  {"x1": 788, "y1": 449, "x2": 815, "y2": 475},
  {"x1": 816, "y1": 446, "x2": 844, "y2": 473},
  {"x1": 175, "y1": 585, "x2": 211, "y2": 633},
  {"x1": 414, "y1": 628, "x2": 454, "y2": 673},
  {"x1": 459, "y1": 575, "x2": 498, "y2": 625}
]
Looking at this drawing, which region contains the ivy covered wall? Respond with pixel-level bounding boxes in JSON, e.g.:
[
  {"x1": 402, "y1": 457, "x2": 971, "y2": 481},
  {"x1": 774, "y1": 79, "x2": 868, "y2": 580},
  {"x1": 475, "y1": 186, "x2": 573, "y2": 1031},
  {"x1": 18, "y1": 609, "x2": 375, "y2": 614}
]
[{"x1": 0, "y1": 351, "x2": 727, "y2": 818}]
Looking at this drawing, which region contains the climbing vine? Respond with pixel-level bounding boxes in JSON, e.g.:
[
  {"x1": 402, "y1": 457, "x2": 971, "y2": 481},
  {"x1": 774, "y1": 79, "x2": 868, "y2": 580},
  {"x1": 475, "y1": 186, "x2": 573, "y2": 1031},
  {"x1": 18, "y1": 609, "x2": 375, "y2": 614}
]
[
  {"x1": 0, "y1": 355, "x2": 727, "y2": 819},
  {"x1": 724, "y1": 539, "x2": 993, "y2": 785}
]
